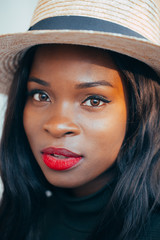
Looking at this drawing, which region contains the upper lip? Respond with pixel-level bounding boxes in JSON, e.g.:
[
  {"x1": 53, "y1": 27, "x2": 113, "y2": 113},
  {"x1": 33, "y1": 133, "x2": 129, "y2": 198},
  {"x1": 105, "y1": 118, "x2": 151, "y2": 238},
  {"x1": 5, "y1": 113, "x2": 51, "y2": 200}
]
[{"x1": 41, "y1": 147, "x2": 82, "y2": 158}]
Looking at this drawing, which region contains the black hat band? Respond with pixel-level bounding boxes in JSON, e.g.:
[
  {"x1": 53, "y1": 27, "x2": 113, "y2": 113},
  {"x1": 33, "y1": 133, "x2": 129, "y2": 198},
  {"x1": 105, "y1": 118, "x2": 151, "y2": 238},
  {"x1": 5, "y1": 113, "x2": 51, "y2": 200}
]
[{"x1": 29, "y1": 15, "x2": 146, "y2": 39}]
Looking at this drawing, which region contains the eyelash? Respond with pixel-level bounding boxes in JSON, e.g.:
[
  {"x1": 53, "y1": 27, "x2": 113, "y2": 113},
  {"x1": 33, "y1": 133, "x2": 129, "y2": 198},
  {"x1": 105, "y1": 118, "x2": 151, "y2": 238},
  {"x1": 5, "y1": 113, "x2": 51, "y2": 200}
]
[
  {"x1": 82, "y1": 95, "x2": 111, "y2": 107},
  {"x1": 28, "y1": 89, "x2": 50, "y2": 102},
  {"x1": 27, "y1": 90, "x2": 111, "y2": 107}
]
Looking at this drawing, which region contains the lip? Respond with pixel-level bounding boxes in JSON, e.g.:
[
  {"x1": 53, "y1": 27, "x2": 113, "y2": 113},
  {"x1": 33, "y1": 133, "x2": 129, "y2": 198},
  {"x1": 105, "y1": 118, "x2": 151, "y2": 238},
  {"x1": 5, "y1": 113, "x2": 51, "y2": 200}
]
[{"x1": 41, "y1": 147, "x2": 83, "y2": 171}]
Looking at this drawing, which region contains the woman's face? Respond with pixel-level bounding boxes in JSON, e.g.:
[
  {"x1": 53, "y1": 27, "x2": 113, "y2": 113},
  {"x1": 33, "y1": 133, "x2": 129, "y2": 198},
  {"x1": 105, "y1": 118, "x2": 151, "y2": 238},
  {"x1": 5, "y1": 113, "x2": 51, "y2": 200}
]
[{"x1": 23, "y1": 45, "x2": 127, "y2": 196}]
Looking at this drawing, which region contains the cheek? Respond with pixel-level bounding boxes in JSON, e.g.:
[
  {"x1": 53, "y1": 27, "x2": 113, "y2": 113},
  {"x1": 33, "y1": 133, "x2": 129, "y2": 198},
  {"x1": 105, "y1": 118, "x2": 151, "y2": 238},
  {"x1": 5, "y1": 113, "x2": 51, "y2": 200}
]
[{"x1": 81, "y1": 105, "x2": 127, "y2": 157}]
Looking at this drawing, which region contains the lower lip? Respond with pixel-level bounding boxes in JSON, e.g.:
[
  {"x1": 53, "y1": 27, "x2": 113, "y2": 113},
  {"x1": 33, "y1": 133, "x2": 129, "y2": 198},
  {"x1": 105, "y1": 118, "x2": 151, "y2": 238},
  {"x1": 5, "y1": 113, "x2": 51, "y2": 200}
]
[{"x1": 42, "y1": 154, "x2": 82, "y2": 171}]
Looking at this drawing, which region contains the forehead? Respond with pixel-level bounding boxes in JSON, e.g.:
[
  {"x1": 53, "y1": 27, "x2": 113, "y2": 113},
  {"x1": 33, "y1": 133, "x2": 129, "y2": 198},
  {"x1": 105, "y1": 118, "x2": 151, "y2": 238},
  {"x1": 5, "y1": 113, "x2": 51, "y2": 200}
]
[
  {"x1": 30, "y1": 45, "x2": 122, "y2": 85},
  {"x1": 28, "y1": 44, "x2": 127, "y2": 107},
  {"x1": 32, "y1": 44, "x2": 117, "y2": 69}
]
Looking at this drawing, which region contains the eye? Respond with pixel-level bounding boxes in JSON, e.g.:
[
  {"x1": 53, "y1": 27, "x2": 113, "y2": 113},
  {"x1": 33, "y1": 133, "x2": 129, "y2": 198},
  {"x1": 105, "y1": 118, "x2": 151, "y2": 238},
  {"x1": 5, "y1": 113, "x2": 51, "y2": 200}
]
[
  {"x1": 28, "y1": 90, "x2": 51, "y2": 102},
  {"x1": 34, "y1": 92, "x2": 50, "y2": 102},
  {"x1": 82, "y1": 95, "x2": 111, "y2": 107}
]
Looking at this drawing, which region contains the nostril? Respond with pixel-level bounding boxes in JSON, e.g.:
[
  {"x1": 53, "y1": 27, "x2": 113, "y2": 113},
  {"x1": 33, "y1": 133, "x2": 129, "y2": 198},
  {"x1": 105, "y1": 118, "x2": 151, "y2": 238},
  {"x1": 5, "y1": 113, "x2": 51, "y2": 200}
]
[{"x1": 65, "y1": 131, "x2": 74, "y2": 135}]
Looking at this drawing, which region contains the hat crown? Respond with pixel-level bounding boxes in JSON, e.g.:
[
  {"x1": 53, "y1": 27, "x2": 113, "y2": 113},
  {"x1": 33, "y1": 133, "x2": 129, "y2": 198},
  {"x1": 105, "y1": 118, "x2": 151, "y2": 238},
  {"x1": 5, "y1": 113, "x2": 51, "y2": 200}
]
[{"x1": 30, "y1": 0, "x2": 160, "y2": 44}]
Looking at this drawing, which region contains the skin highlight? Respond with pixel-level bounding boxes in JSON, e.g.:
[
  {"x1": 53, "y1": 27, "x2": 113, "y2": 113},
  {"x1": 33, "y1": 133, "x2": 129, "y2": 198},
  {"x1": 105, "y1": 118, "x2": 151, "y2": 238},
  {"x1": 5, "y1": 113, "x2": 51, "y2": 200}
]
[{"x1": 23, "y1": 44, "x2": 127, "y2": 197}]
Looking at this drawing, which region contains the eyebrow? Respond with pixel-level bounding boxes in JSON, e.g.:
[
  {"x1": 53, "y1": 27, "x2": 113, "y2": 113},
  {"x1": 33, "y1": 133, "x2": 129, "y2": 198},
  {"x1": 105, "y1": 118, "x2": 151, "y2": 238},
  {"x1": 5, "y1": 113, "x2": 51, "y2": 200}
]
[
  {"x1": 28, "y1": 77, "x2": 50, "y2": 86},
  {"x1": 75, "y1": 80, "x2": 113, "y2": 89},
  {"x1": 28, "y1": 78, "x2": 113, "y2": 89}
]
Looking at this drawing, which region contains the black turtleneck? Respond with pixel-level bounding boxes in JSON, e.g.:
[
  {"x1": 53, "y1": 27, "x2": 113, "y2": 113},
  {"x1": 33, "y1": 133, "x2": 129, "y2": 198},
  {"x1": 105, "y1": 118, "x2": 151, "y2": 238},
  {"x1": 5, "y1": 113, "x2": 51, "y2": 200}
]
[
  {"x1": 41, "y1": 182, "x2": 113, "y2": 240},
  {"x1": 41, "y1": 182, "x2": 160, "y2": 240}
]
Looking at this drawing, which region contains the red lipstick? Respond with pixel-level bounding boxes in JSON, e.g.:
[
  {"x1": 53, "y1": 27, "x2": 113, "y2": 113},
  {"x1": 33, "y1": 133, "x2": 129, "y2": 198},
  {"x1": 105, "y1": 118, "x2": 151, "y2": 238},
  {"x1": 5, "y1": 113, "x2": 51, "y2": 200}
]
[{"x1": 41, "y1": 147, "x2": 82, "y2": 171}]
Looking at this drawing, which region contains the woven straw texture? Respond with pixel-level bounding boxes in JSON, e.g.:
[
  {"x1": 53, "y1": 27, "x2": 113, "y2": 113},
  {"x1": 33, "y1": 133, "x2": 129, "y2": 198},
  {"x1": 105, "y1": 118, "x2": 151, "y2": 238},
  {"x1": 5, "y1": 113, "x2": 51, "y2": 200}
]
[
  {"x1": 0, "y1": 0, "x2": 160, "y2": 94},
  {"x1": 31, "y1": 0, "x2": 160, "y2": 43}
]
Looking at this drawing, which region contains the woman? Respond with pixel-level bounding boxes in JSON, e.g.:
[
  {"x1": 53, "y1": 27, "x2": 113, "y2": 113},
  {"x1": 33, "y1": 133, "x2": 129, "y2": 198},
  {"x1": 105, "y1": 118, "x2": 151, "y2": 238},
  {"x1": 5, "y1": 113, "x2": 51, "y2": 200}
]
[{"x1": 0, "y1": 0, "x2": 160, "y2": 240}]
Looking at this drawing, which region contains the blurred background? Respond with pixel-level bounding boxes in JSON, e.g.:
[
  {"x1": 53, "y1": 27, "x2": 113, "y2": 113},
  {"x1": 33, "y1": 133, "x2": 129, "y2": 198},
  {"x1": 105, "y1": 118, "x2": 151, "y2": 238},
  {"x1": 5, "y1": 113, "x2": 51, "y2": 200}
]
[
  {"x1": 0, "y1": 0, "x2": 39, "y2": 195},
  {"x1": 0, "y1": 0, "x2": 38, "y2": 34}
]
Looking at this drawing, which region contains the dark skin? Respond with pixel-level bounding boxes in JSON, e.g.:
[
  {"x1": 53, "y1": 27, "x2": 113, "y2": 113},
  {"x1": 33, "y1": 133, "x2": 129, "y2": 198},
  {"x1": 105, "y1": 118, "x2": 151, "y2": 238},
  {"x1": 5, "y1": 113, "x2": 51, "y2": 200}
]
[{"x1": 23, "y1": 45, "x2": 127, "y2": 197}]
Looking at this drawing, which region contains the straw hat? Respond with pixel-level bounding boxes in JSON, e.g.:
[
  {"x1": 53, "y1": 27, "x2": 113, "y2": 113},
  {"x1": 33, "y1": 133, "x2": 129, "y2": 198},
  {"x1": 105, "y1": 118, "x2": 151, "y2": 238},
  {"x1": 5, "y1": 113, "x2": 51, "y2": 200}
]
[{"x1": 0, "y1": 0, "x2": 160, "y2": 94}]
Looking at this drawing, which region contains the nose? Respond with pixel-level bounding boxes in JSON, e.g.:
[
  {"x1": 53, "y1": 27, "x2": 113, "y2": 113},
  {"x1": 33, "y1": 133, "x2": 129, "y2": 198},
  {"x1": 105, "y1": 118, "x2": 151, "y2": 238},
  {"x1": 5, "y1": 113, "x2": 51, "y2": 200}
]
[{"x1": 43, "y1": 114, "x2": 80, "y2": 138}]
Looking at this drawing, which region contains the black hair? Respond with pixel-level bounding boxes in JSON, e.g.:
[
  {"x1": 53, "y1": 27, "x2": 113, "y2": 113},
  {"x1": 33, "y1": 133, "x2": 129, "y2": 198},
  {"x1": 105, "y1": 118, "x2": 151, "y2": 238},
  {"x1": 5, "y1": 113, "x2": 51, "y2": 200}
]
[
  {"x1": 0, "y1": 45, "x2": 160, "y2": 240},
  {"x1": 0, "y1": 46, "x2": 49, "y2": 240}
]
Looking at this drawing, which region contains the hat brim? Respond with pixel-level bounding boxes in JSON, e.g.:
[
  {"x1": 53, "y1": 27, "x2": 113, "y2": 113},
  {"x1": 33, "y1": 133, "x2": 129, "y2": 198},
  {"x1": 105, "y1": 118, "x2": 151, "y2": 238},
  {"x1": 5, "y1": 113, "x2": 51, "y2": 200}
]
[{"x1": 0, "y1": 29, "x2": 159, "y2": 94}]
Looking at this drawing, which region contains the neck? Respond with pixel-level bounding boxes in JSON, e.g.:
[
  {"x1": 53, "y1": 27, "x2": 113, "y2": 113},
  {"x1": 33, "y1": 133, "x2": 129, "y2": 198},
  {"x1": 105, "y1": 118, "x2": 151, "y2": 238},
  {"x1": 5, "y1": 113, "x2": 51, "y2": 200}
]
[{"x1": 68, "y1": 166, "x2": 117, "y2": 198}]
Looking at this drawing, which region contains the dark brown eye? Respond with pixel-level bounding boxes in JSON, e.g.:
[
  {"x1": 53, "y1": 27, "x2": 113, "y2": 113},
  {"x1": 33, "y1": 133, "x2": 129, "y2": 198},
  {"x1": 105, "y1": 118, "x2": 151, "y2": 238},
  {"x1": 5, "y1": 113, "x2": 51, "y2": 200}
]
[
  {"x1": 33, "y1": 92, "x2": 50, "y2": 102},
  {"x1": 90, "y1": 99, "x2": 101, "y2": 106},
  {"x1": 82, "y1": 95, "x2": 110, "y2": 107}
]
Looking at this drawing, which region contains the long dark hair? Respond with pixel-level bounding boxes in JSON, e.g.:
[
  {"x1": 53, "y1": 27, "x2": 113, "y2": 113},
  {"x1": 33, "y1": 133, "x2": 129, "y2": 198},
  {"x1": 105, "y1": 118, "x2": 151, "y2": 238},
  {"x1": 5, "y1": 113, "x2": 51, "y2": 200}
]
[
  {"x1": 0, "y1": 46, "x2": 49, "y2": 240},
  {"x1": 0, "y1": 45, "x2": 160, "y2": 240}
]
